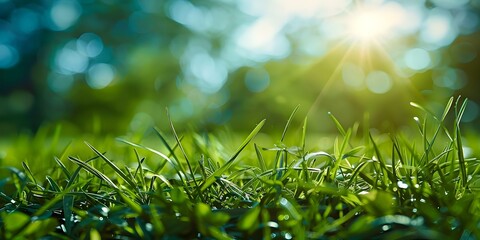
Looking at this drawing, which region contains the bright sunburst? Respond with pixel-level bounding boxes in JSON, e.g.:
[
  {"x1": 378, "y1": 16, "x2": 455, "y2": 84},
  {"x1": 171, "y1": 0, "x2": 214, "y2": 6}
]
[
  {"x1": 346, "y1": 3, "x2": 405, "y2": 42},
  {"x1": 349, "y1": 9, "x2": 387, "y2": 41}
]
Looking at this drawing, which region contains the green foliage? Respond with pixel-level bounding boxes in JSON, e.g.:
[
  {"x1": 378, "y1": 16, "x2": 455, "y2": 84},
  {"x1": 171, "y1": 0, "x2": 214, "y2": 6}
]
[{"x1": 1, "y1": 98, "x2": 480, "y2": 239}]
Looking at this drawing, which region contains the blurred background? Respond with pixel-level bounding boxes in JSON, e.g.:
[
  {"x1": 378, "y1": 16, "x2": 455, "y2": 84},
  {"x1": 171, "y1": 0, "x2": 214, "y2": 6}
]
[{"x1": 1, "y1": 0, "x2": 479, "y2": 137}]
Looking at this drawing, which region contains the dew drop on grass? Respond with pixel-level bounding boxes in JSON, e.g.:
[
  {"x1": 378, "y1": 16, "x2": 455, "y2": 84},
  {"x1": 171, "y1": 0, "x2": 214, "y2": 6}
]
[
  {"x1": 60, "y1": 224, "x2": 66, "y2": 232},
  {"x1": 285, "y1": 232, "x2": 293, "y2": 239},
  {"x1": 267, "y1": 221, "x2": 279, "y2": 228},
  {"x1": 146, "y1": 223, "x2": 153, "y2": 232},
  {"x1": 413, "y1": 208, "x2": 417, "y2": 213},
  {"x1": 382, "y1": 225, "x2": 391, "y2": 231},
  {"x1": 397, "y1": 180, "x2": 408, "y2": 189},
  {"x1": 101, "y1": 207, "x2": 109, "y2": 214}
]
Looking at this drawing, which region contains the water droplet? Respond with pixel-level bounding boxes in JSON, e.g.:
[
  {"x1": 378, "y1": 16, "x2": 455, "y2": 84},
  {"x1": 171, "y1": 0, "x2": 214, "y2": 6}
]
[
  {"x1": 382, "y1": 225, "x2": 391, "y2": 231},
  {"x1": 145, "y1": 223, "x2": 153, "y2": 231},
  {"x1": 101, "y1": 207, "x2": 109, "y2": 214},
  {"x1": 397, "y1": 180, "x2": 408, "y2": 189}
]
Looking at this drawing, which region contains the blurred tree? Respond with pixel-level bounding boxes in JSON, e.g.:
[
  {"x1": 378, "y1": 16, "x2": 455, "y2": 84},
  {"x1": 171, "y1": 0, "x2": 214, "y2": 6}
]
[{"x1": 1, "y1": 0, "x2": 479, "y2": 136}]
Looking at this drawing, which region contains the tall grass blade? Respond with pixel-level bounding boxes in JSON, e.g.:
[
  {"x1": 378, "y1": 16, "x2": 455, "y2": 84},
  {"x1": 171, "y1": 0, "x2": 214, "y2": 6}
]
[
  {"x1": 63, "y1": 195, "x2": 74, "y2": 235},
  {"x1": 166, "y1": 109, "x2": 201, "y2": 199},
  {"x1": 441, "y1": 97, "x2": 454, "y2": 122},
  {"x1": 54, "y1": 157, "x2": 71, "y2": 179},
  {"x1": 153, "y1": 127, "x2": 184, "y2": 168},
  {"x1": 46, "y1": 176, "x2": 61, "y2": 192},
  {"x1": 254, "y1": 144, "x2": 266, "y2": 173},
  {"x1": 200, "y1": 119, "x2": 265, "y2": 192},
  {"x1": 85, "y1": 142, "x2": 139, "y2": 192},
  {"x1": 21, "y1": 162, "x2": 37, "y2": 185},
  {"x1": 410, "y1": 102, "x2": 438, "y2": 121},
  {"x1": 281, "y1": 105, "x2": 299, "y2": 142},
  {"x1": 455, "y1": 98, "x2": 468, "y2": 189},
  {"x1": 65, "y1": 155, "x2": 100, "y2": 188},
  {"x1": 328, "y1": 112, "x2": 346, "y2": 136},
  {"x1": 68, "y1": 156, "x2": 118, "y2": 189},
  {"x1": 369, "y1": 133, "x2": 395, "y2": 183},
  {"x1": 133, "y1": 149, "x2": 146, "y2": 191},
  {"x1": 301, "y1": 117, "x2": 308, "y2": 150},
  {"x1": 116, "y1": 138, "x2": 187, "y2": 184}
]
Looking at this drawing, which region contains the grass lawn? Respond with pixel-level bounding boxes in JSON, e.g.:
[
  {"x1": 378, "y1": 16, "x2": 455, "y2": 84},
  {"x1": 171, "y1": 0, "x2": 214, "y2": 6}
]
[{"x1": 1, "y1": 97, "x2": 479, "y2": 239}]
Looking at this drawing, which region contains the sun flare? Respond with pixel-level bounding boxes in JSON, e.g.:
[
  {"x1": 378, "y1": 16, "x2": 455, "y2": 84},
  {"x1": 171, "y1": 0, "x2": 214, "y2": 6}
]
[{"x1": 347, "y1": 4, "x2": 403, "y2": 42}]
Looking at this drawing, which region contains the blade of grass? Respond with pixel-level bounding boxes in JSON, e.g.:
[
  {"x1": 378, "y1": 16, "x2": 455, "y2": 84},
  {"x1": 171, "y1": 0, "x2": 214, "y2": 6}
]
[
  {"x1": 63, "y1": 195, "x2": 74, "y2": 235},
  {"x1": 200, "y1": 119, "x2": 265, "y2": 192},
  {"x1": 417, "y1": 98, "x2": 454, "y2": 165},
  {"x1": 68, "y1": 156, "x2": 118, "y2": 189},
  {"x1": 328, "y1": 112, "x2": 346, "y2": 137},
  {"x1": 116, "y1": 138, "x2": 187, "y2": 186},
  {"x1": 45, "y1": 176, "x2": 62, "y2": 192},
  {"x1": 21, "y1": 162, "x2": 37, "y2": 185},
  {"x1": 369, "y1": 133, "x2": 395, "y2": 184},
  {"x1": 301, "y1": 117, "x2": 307, "y2": 151},
  {"x1": 133, "y1": 149, "x2": 146, "y2": 192},
  {"x1": 346, "y1": 157, "x2": 371, "y2": 189},
  {"x1": 254, "y1": 144, "x2": 267, "y2": 173},
  {"x1": 54, "y1": 157, "x2": 71, "y2": 180},
  {"x1": 455, "y1": 98, "x2": 468, "y2": 189},
  {"x1": 152, "y1": 127, "x2": 185, "y2": 170},
  {"x1": 166, "y1": 109, "x2": 201, "y2": 200},
  {"x1": 85, "y1": 142, "x2": 140, "y2": 193},
  {"x1": 65, "y1": 155, "x2": 100, "y2": 188},
  {"x1": 281, "y1": 105, "x2": 300, "y2": 142}
]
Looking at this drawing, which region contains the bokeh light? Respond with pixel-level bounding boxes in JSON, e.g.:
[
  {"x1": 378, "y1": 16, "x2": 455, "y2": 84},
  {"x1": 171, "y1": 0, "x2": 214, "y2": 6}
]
[
  {"x1": 48, "y1": 0, "x2": 82, "y2": 31},
  {"x1": 0, "y1": 43, "x2": 18, "y2": 68},
  {"x1": 0, "y1": 0, "x2": 479, "y2": 134},
  {"x1": 77, "y1": 33, "x2": 103, "y2": 58},
  {"x1": 86, "y1": 63, "x2": 116, "y2": 89},
  {"x1": 404, "y1": 48, "x2": 431, "y2": 71},
  {"x1": 420, "y1": 8, "x2": 456, "y2": 49},
  {"x1": 245, "y1": 68, "x2": 270, "y2": 93},
  {"x1": 55, "y1": 42, "x2": 89, "y2": 74},
  {"x1": 365, "y1": 71, "x2": 392, "y2": 94}
]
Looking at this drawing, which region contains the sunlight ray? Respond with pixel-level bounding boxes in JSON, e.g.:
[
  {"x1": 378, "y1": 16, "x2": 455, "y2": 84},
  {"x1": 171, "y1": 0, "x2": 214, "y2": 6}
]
[{"x1": 307, "y1": 42, "x2": 357, "y2": 116}]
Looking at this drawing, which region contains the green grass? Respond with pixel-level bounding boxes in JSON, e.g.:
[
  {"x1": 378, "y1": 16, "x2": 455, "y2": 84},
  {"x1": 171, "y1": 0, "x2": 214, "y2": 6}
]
[{"x1": 1, "y1": 97, "x2": 480, "y2": 239}]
